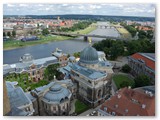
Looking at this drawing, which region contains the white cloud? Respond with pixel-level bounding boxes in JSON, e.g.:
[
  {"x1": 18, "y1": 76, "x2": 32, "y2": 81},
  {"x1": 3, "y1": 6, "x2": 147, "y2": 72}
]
[
  {"x1": 109, "y1": 4, "x2": 124, "y2": 8},
  {"x1": 45, "y1": 8, "x2": 50, "y2": 11},
  {"x1": 38, "y1": 4, "x2": 44, "y2": 7},
  {"x1": 19, "y1": 4, "x2": 28, "y2": 7},
  {"x1": 79, "y1": 5, "x2": 85, "y2": 10},
  {"x1": 7, "y1": 4, "x2": 15, "y2": 7},
  {"x1": 62, "y1": 4, "x2": 68, "y2": 6}
]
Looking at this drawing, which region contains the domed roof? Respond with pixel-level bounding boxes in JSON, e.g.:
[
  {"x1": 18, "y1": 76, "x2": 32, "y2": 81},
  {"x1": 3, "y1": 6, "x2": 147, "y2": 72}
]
[
  {"x1": 20, "y1": 53, "x2": 34, "y2": 63},
  {"x1": 79, "y1": 46, "x2": 99, "y2": 64},
  {"x1": 43, "y1": 84, "x2": 71, "y2": 103}
]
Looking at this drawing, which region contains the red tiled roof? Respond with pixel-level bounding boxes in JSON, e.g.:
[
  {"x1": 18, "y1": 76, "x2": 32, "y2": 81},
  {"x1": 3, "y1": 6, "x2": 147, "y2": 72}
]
[
  {"x1": 131, "y1": 53, "x2": 155, "y2": 70},
  {"x1": 100, "y1": 87, "x2": 155, "y2": 116}
]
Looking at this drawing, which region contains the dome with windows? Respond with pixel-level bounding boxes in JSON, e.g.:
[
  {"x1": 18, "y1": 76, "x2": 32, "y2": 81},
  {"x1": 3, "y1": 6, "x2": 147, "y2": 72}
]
[
  {"x1": 43, "y1": 84, "x2": 71, "y2": 103},
  {"x1": 79, "y1": 46, "x2": 99, "y2": 64}
]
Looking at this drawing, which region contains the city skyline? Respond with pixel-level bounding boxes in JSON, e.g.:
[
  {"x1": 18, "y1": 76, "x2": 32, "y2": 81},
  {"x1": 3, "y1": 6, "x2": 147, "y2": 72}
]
[{"x1": 3, "y1": 3, "x2": 155, "y2": 17}]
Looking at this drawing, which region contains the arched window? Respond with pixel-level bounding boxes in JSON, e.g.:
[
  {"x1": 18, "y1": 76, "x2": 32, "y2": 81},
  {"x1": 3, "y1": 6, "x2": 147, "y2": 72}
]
[
  {"x1": 98, "y1": 89, "x2": 102, "y2": 98},
  {"x1": 60, "y1": 98, "x2": 64, "y2": 103}
]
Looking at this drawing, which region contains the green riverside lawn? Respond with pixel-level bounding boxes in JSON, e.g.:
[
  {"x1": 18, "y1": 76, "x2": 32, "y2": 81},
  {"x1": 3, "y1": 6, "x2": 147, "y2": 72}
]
[
  {"x1": 75, "y1": 100, "x2": 90, "y2": 115},
  {"x1": 3, "y1": 35, "x2": 72, "y2": 50},
  {"x1": 3, "y1": 23, "x2": 97, "y2": 50},
  {"x1": 113, "y1": 74, "x2": 135, "y2": 89}
]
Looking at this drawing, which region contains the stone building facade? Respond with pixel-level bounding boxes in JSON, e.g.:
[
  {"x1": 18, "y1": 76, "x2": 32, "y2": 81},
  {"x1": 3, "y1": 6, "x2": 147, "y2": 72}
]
[
  {"x1": 3, "y1": 54, "x2": 58, "y2": 82},
  {"x1": 70, "y1": 46, "x2": 113, "y2": 108},
  {"x1": 28, "y1": 79, "x2": 74, "y2": 116},
  {"x1": 52, "y1": 48, "x2": 68, "y2": 67},
  {"x1": 128, "y1": 53, "x2": 155, "y2": 83}
]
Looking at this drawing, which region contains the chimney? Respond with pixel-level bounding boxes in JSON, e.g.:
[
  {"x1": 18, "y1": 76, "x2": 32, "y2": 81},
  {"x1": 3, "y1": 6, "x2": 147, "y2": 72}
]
[
  {"x1": 115, "y1": 104, "x2": 118, "y2": 108},
  {"x1": 117, "y1": 94, "x2": 121, "y2": 99},
  {"x1": 142, "y1": 104, "x2": 146, "y2": 109}
]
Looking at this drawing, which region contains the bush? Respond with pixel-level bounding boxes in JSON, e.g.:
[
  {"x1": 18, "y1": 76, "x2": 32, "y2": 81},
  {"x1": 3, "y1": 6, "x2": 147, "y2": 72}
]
[
  {"x1": 134, "y1": 74, "x2": 151, "y2": 87},
  {"x1": 122, "y1": 64, "x2": 131, "y2": 73}
]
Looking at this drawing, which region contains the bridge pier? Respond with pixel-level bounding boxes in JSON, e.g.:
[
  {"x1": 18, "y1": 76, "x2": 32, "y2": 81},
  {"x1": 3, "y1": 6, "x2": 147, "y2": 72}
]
[{"x1": 84, "y1": 36, "x2": 88, "y2": 41}]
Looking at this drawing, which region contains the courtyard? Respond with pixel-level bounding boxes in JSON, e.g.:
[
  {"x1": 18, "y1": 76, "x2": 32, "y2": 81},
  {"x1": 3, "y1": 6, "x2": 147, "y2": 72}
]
[{"x1": 112, "y1": 73, "x2": 135, "y2": 89}]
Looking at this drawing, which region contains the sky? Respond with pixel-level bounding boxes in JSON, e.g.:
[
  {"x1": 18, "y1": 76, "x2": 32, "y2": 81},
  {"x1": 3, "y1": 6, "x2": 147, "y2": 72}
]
[{"x1": 3, "y1": 3, "x2": 155, "y2": 17}]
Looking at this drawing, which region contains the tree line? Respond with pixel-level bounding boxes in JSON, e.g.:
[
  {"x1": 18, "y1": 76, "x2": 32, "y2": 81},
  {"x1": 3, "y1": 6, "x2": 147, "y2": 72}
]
[
  {"x1": 57, "y1": 21, "x2": 93, "y2": 32},
  {"x1": 92, "y1": 39, "x2": 155, "y2": 60},
  {"x1": 120, "y1": 22, "x2": 154, "y2": 40}
]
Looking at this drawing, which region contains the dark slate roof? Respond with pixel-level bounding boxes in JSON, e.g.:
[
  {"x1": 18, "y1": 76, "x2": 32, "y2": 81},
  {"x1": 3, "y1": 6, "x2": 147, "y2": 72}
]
[
  {"x1": 71, "y1": 63, "x2": 107, "y2": 80},
  {"x1": 6, "y1": 81, "x2": 32, "y2": 108}
]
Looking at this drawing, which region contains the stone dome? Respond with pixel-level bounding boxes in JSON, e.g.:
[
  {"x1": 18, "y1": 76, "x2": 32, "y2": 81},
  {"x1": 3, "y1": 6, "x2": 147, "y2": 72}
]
[
  {"x1": 43, "y1": 84, "x2": 71, "y2": 103},
  {"x1": 79, "y1": 46, "x2": 99, "y2": 64}
]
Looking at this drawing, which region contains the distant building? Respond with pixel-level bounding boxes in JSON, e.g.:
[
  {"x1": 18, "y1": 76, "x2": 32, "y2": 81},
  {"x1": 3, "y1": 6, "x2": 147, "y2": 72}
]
[
  {"x1": 98, "y1": 87, "x2": 155, "y2": 116},
  {"x1": 135, "y1": 26, "x2": 154, "y2": 31},
  {"x1": 128, "y1": 53, "x2": 155, "y2": 83},
  {"x1": 28, "y1": 79, "x2": 74, "y2": 116},
  {"x1": 52, "y1": 48, "x2": 68, "y2": 67}
]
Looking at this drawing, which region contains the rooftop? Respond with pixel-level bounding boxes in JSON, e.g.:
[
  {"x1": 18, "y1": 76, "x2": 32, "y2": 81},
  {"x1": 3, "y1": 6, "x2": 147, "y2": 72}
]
[
  {"x1": 100, "y1": 87, "x2": 155, "y2": 116},
  {"x1": 6, "y1": 81, "x2": 32, "y2": 109},
  {"x1": 3, "y1": 56, "x2": 58, "y2": 74},
  {"x1": 71, "y1": 63, "x2": 107, "y2": 80},
  {"x1": 130, "y1": 53, "x2": 155, "y2": 70}
]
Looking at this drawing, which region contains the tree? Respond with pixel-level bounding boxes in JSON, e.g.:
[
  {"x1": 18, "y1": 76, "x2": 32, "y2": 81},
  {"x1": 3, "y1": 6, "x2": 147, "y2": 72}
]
[
  {"x1": 12, "y1": 31, "x2": 16, "y2": 37},
  {"x1": 44, "y1": 63, "x2": 60, "y2": 81},
  {"x1": 30, "y1": 31, "x2": 33, "y2": 35},
  {"x1": 134, "y1": 74, "x2": 151, "y2": 87},
  {"x1": 3, "y1": 32, "x2": 6, "y2": 37},
  {"x1": 120, "y1": 81, "x2": 130, "y2": 88},
  {"x1": 42, "y1": 28, "x2": 49, "y2": 35},
  {"x1": 73, "y1": 52, "x2": 80, "y2": 58},
  {"x1": 122, "y1": 64, "x2": 131, "y2": 73},
  {"x1": 7, "y1": 32, "x2": 11, "y2": 37}
]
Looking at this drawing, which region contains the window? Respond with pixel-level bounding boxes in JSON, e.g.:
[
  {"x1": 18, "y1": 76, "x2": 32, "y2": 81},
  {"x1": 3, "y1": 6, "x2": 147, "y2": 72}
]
[{"x1": 104, "y1": 107, "x2": 107, "y2": 111}]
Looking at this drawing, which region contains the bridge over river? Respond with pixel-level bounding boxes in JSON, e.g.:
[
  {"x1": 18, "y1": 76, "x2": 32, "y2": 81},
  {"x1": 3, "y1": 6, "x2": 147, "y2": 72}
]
[{"x1": 51, "y1": 32, "x2": 130, "y2": 41}]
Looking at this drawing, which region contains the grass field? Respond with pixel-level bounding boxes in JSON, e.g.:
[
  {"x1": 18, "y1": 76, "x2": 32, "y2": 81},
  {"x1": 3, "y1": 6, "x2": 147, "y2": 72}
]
[
  {"x1": 113, "y1": 74, "x2": 135, "y2": 89},
  {"x1": 75, "y1": 100, "x2": 90, "y2": 115},
  {"x1": 116, "y1": 27, "x2": 132, "y2": 38},
  {"x1": 70, "y1": 23, "x2": 97, "y2": 34}
]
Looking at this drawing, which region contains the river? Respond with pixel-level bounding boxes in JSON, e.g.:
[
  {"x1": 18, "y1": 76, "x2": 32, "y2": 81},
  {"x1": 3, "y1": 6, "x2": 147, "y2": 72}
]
[{"x1": 3, "y1": 22, "x2": 120, "y2": 64}]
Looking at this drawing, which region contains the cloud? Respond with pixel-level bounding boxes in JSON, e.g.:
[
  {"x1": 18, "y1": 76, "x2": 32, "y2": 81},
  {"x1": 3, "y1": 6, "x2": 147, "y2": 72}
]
[
  {"x1": 19, "y1": 4, "x2": 28, "y2": 7},
  {"x1": 7, "y1": 4, "x2": 15, "y2": 7},
  {"x1": 38, "y1": 4, "x2": 44, "y2": 7},
  {"x1": 62, "y1": 4, "x2": 68, "y2": 6},
  {"x1": 3, "y1": 3, "x2": 155, "y2": 17}
]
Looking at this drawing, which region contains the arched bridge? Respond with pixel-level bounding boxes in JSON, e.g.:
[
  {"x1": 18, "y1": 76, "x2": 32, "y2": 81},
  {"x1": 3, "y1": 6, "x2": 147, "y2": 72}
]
[
  {"x1": 90, "y1": 25, "x2": 123, "y2": 29},
  {"x1": 50, "y1": 32, "x2": 130, "y2": 41}
]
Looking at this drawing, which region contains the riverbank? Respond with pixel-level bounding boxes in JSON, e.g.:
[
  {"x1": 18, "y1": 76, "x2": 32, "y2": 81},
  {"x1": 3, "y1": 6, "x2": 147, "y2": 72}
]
[
  {"x1": 3, "y1": 23, "x2": 97, "y2": 50},
  {"x1": 112, "y1": 23, "x2": 132, "y2": 39},
  {"x1": 3, "y1": 35, "x2": 72, "y2": 50},
  {"x1": 70, "y1": 23, "x2": 97, "y2": 34}
]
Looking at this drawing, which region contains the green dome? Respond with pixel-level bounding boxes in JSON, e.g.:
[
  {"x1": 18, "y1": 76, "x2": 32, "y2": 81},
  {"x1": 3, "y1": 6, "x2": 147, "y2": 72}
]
[{"x1": 79, "y1": 46, "x2": 99, "y2": 64}]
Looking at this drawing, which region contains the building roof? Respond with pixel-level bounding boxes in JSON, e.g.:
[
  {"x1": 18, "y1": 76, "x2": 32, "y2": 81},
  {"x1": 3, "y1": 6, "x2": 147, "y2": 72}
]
[
  {"x1": 3, "y1": 55, "x2": 58, "y2": 74},
  {"x1": 31, "y1": 79, "x2": 72, "y2": 104},
  {"x1": 130, "y1": 53, "x2": 155, "y2": 70},
  {"x1": 43, "y1": 84, "x2": 71, "y2": 104},
  {"x1": 79, "y1": 46, "x2": 99, "y2": 64},
  {"x1": 6, "y1": 81, "x2": 32, "y2": 108},
  {"x1": 71, "y1": 63, "x2": 107, "y2": 80},
  {"x1": 100, "y1": 87, "x2": 155, "y2": 116}
]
